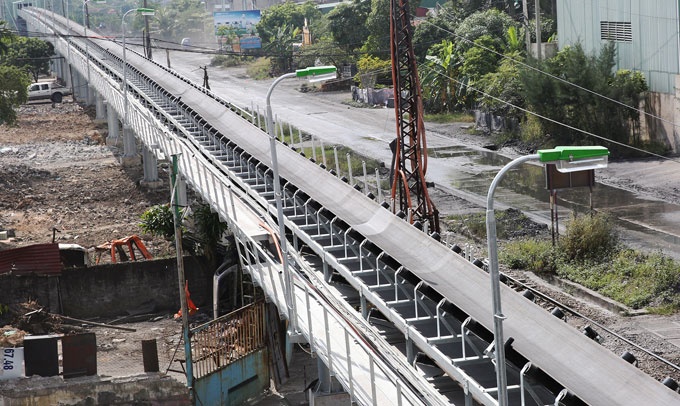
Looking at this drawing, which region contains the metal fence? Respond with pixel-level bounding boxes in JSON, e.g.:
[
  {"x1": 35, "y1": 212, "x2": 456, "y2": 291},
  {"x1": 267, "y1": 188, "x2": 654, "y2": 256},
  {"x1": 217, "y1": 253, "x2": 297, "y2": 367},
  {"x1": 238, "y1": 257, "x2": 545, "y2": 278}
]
[{"x1": 190, "y1": 301, "x2": 266, "y2": 379}]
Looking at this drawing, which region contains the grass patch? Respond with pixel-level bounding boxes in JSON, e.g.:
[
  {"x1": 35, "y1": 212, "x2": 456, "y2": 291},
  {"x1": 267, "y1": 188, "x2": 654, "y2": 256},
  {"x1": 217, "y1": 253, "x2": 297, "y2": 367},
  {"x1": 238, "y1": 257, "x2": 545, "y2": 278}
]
[
  {"x1": 499, "y1": 212, "x2": 680, "y2": 312},
  {"x1": 500, "y1": 238, "x2": 557, "y2": 273},
  {"x1": 246, "y1": 57, "x2": 271, "y2": 80},
  {"x1": 210, "y1": 54, "x2": 246, "y2": 68},
  {"x1": 424, "y1": 112, "x2": 475, "y2": 123}
]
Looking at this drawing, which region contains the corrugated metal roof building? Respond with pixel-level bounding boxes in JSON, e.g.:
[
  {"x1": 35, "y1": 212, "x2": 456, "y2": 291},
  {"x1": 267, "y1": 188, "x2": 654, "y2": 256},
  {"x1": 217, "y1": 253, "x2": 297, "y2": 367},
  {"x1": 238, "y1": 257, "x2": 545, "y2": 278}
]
[
  {"x1": 0, "y1": 243, "x2": 62, "y2": 275},
  {"x1": 557, "y1": 0, "x2": 680, "y2": 94}
]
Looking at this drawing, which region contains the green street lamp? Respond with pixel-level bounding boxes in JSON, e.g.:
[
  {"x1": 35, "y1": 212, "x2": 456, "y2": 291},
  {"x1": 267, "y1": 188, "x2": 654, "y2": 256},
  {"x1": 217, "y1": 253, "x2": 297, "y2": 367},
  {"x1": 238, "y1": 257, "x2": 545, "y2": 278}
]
[
  {"x1": 121, "y1": 7, "x2": 155, "y2": 125},
  {"x1": 265, "y1": 66, "x2": 337, "y2": 331},
  {"x1": 485, "y1": 146, "x2": 609, "y2": 406}
]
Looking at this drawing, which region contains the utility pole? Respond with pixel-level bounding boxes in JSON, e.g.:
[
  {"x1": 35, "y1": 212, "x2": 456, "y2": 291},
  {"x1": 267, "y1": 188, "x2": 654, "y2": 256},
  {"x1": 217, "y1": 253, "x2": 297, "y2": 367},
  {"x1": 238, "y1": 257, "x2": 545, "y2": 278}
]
[
  {"x1": 535, "y1": 0, "x2": 542, "y2": 60},
  {"x1": 84, "y1": 2, "x2": 89, "y2": 28},
  {"x1": 143, "y1": 0, "x2": 152, "y2": 58},
  {"x1": 171, "y1": 155, "x2": 193, "y2": 394},
  {"x1": 201, "y1": 66, "x2": 210, "y2": 90},
  {"x1": 522, "y1": 0, "x2": 530, "y2": 56}
]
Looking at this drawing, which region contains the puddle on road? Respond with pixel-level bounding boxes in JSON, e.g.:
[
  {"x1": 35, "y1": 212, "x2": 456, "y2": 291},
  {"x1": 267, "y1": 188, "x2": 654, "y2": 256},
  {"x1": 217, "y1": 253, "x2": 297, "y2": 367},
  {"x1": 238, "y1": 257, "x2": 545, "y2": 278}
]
[
  {"x1": 427, "y1": 146, "x2": 479, "y2": 158},
  {"x1": 434, "y1": 146, "x2": 680, "y2": 258}
]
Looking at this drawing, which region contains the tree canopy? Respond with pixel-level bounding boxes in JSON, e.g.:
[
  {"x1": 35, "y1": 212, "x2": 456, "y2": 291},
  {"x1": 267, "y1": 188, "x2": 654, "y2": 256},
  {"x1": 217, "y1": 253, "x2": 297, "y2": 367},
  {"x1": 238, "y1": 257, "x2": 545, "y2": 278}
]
[
  {"x1": 256, "y1": 1, "x2": 322, "y2": 45},
  {"x1": 0, "y1": 36, "x2": 54, "y2": 81},
  {"x1": 326, "y1": 0, "x2": 371, "y2": 55},
  {"x1": 0, "y1": 21, "x2": 30, "y2": 126},
  {"x1": 520, "y1": 43, "x2": 648, "y2": 153}
]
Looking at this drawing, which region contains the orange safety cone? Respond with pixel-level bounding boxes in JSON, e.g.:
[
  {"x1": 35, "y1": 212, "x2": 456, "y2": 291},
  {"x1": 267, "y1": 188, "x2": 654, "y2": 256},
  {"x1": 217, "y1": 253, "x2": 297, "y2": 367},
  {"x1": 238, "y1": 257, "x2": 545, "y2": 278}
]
[{"x1": 174, "y1": 280, "x2": 199, "y2": 319}]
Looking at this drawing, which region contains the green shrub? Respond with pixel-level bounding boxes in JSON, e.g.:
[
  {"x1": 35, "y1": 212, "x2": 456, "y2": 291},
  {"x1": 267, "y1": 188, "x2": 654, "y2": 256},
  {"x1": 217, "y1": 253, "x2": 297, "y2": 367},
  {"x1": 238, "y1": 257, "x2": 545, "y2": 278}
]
[
  {"x1": 210, "y1": 55, "x2": 229, "y2": 66},
  {"x1": 246, "y1": 57, "x2": 271, "y2": 80},
  {"x1": 140, "y1": 204, "x2": 175, "y2": 239},
  {"x1": 559, "y1": 212, "x2": 618, "y2": 261},
  {"x1": 500, "y1": 238, "x2": 557, "y2": 273},
  {"x1": 210, "y1": 54, "x2": 243, "y2": 68},
  {"x1": 557, "y1": 249, "x2": 680, "y2": 310}
]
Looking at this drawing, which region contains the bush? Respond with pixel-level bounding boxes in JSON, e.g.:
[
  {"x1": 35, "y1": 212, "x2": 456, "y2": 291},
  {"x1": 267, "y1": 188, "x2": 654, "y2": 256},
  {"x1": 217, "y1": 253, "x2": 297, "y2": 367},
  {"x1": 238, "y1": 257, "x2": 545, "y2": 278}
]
[
  {"x1": 210, "y1": 54, "x2": 243, "y2": 68},
  {"x1": 559, "y1": 212, "x2": 618, "y2": 261},
  {"x1": 557, "y1": 250, "x2": 680, "y2": 310},
  {"x1": 246, "y1": 57, "x2": 271, "y2": 80},
  {"x1": 140, "y1": 204, "x2": 175, "y2": 239},
  {"x1": 500, "y1": 238, "x2": 557, "y2": 273}
]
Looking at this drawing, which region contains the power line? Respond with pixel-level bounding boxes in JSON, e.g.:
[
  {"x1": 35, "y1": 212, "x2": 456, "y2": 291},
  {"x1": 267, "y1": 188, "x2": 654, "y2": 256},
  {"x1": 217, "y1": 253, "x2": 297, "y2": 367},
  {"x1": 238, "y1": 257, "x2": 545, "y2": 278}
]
[
  {"x1": 424, "y1": 13, "x2": 680, "y2": 132},
  {"x1": 418, "y1": 62, "x2": 680, "y2": 164}
]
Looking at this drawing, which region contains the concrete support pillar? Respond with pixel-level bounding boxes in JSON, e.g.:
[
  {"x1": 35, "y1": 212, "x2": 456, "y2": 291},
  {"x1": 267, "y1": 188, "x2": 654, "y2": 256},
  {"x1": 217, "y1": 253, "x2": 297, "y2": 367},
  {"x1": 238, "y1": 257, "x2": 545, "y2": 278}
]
[
  {"x1": 51, "y1": 56, "x2": 59, "y2": 80},
  {"x1": 80, "y1": 74, "x2": 90, "y2": 103},
  {"x1": 121, "y1": 124, "x2": 139, "y2": 167},
  {"x1": 106, "y1": 102, "x2": 120, "y2": 146},
  {"x1": 72, "y1": 70, "x2": 81, "y2": 99},
  {"x1": 95, "y1": 93, "x2": 106, "y2": 121},
  {"x1": 140, "y1": 145, "x2": 163, "y2": 189},
  {"x1": 87, "y1": 85, "x2": 96, "y2": 106},
  {"x1": 309, "y1": 359, "x2": 348, "y2": 404},
  {"x1": 176, "y1": 176, "x2": 187, "y2": 207},
  {"x1": 63, "y1": 60, "x2": 72, "y2": 88}
]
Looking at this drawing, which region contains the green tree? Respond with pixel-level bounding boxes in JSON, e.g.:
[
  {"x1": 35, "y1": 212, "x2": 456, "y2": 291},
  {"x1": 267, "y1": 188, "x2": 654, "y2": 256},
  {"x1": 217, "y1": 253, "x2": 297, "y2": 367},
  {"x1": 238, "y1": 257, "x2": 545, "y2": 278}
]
[
  {"x1": 521, "y1": 43, "x2": 648, "y2": 153},
  {"x1": 154, "y1": 8, "x2": 181, "y2": 42},
  {"x1": 477, "y1": 56, "x2": 524, "y2": 119},
  {"x1": 420, "y1": 40, "x2": 464, "y2": 113},
  {"x1": 454, "y1": 8, "x2": 519, "y2": 53},
  {"x1": 327, "y1": 0, "x2": 371, "y2": 54},
  {"x1": 361, "y1": 0, "x2": 390, "y2": 58},
  {"x1": 0, "y1": 20, "x2": 10, "y2": 55},
  {"x1": 1, "y1": 37, "x2": 54, "y2": 82},
  {"x1": 257, "y1": 1, "x2": 322, "y2": 45},
  {"x1": 295, "y1": 38, "x2": 346, "y2": 68},
  {"x1": 461, "y1": 35, "x2": 502, "y2": 82},
  {"x1": 140, "y1": 204, "x2": 176, "y2": 239},
  {"x1": 264, "y1": 24, "x2": 301, "y2": 75},
  {"x1": 412, "y1": 0, "x2": 483, "y2": 61},
  {"x1": 354, "y1": 54, "x2": 391, "y2": 88},
  {"x1": 191, "y1": 204, "x2": 228, "y2": 269},
  {"x1": 0, "y1": 65, "x2": 30, "y2": 126},
  {"x1": 0, "y1": 21, "x2": 30, "y2": 126}
]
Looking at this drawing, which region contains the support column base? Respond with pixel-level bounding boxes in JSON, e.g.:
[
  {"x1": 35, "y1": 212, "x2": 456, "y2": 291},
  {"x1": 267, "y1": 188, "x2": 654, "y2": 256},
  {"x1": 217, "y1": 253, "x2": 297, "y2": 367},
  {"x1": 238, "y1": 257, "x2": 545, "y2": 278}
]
[
  {"x1": 139, "y1": 179, "x2": 164, "y2": 190},
  {"x1": 287, "y1": 330, "x2": 306, "y2": 344},
  {"x1": 120, "y1": 155, "x2": 140, "y2": 167},
  {"x1": 106, "y1": 136, "x2": 120, "y2": 147},
  {"x1": 307, "y1": 390, "x2": 350, "y2": 406}
]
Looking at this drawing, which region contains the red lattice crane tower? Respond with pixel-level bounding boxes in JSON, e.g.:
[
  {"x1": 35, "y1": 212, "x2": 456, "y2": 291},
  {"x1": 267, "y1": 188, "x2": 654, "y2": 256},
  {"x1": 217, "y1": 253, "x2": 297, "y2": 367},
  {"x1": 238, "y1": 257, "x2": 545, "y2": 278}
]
[{"x1": 389, "y1": 0, "x2": 440, "y2": 234}]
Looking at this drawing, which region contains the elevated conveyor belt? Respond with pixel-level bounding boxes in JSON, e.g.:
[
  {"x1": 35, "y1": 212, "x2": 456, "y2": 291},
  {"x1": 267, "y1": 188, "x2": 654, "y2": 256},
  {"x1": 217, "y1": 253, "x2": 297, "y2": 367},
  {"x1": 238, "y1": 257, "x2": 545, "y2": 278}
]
[{"x1": 20, "y1": 7, "x2": 680, "y2": 405}]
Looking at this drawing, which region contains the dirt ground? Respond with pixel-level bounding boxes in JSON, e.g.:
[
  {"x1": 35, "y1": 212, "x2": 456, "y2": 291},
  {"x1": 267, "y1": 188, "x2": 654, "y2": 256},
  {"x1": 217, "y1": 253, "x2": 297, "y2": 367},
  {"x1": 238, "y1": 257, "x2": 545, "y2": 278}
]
[
  {"x1": 0, "y1": 99, "x2": 173, "y2": 257},
  {"x1": 2, "y1": 97, "x2": 680, "y2": 394}
]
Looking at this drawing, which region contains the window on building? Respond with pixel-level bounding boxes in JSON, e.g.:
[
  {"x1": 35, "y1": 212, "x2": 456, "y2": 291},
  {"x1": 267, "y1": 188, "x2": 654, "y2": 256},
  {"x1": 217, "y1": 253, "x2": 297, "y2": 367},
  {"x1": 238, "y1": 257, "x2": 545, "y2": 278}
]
[{"x1": 600, "y1": 21, "x2": 632, "y2": 42}]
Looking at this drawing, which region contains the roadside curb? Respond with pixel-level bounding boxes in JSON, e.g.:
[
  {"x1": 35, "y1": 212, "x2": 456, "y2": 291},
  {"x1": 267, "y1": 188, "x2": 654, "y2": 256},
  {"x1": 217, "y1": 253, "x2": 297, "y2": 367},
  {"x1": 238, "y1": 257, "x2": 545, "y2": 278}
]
[{"x1": 522, "y1": 272, "x2": 648, "y2": 316}]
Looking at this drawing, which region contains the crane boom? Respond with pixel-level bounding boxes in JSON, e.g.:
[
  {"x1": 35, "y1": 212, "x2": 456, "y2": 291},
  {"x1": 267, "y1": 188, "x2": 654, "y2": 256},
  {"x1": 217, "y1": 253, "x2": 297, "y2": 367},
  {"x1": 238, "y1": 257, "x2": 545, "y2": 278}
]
[{"x1": 389, "y1": 0, "x2": 439, "y2": 234}]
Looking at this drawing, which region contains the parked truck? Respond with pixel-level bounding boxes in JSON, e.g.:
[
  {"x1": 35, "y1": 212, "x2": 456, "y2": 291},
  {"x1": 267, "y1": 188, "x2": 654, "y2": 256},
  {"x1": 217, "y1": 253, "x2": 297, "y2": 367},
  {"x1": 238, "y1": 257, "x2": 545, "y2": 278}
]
[{"x1": 27, "y1": 81, "x2": 71, "y2": 103}]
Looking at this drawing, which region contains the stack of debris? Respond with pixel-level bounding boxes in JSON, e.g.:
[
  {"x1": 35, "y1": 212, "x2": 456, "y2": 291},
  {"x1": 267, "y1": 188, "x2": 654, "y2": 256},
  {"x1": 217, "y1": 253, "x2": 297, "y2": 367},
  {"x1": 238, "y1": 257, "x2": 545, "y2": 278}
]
[{"x1": 1, "y1": 300, "x2": 81, "y2": 337}]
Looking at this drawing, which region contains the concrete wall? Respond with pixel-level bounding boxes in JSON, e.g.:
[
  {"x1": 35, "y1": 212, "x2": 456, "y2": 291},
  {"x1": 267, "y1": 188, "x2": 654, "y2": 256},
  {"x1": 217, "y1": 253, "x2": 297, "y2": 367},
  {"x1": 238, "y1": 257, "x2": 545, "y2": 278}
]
[
  {"x1": 0, "y1": 373, "x2": 190, "y2": 406},
  {"x1": 1, "y1": 257, "x2": 217, "y2": 320},
  {"x1": 639, "y1": 78, "x2": 680, "y2": 153}
]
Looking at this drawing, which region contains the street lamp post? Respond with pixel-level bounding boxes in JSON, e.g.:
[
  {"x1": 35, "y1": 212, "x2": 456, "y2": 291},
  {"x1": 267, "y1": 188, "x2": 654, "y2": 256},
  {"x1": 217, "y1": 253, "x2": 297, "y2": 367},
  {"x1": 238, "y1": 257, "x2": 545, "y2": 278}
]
[
  {"x1": 265, "y1": 66, "x2": 337, "y2": 331},
  {"x1": 121, "y1": 7, "x2": 154, "y2": 125},
  {"x1": 485, "y1": 146, "x2": 609, "y2": 406}
]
